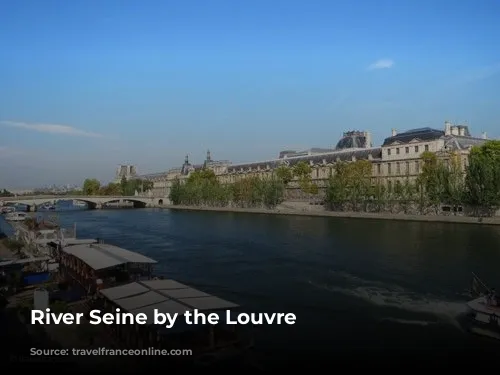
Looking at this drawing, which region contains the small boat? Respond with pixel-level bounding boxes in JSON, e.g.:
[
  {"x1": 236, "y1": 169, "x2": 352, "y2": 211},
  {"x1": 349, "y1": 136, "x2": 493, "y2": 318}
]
[
  {"x1": 72, "y1": 200, "x2": 86, "y2": 207},
  {"x1": 1, "y1": 206, "x2": 15, "y2": 214},
  {"x1": 462, "y1": 273, "x2": 500, "y2": 340},
  {"x1": 41, "y1": 203, "x2": 56, "y2": 210},
  {"x1": 5, "y1": 212, "x2": 28, "y2": 222}
]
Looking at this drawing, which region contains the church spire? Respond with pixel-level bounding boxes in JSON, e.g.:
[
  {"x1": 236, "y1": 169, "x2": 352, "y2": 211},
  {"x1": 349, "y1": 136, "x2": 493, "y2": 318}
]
[
  {"x1": 206, "y1": 149, "x2": 211, "y2": 162},
  {"x1": 184, "y1": 154, "x2": 189, "y2": 165}
]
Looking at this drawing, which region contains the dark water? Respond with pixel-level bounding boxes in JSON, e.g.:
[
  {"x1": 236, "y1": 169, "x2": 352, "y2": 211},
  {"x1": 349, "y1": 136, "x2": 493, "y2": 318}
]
[{"x1": 3, "y1": 208, "x2": 500, "y2": 366}]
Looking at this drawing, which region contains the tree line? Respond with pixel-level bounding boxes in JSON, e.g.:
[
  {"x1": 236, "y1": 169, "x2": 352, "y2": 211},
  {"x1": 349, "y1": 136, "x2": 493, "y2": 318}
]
[
  {"x1": 169, "y1": 140, "x2": 500, "y2": 216},
  {"x1": 327, "y1": 140, "x2": 500, "y2": 216},
  {"x1": 169, "y1": 161, "x2": 318, "y2": 209},
  {"x1": 0, "y1": 189, "x2": 14, "y2": 197},
  {"x1": 81, "y1": 177, "x2": 153, "y2": 196}
]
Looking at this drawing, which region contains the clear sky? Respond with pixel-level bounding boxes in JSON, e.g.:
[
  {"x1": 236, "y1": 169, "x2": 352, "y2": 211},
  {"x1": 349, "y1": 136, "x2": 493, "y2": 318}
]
[{"x1": 1, "y1": 0, "x2": 499, "y2": 189}]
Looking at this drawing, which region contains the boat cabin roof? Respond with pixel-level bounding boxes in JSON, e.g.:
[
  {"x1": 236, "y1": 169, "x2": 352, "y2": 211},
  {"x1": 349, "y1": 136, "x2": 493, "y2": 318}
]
[
  {"x1": 0, "y1": 256, "x2": 51, "y2": 268},
  {"x1": 100, "y1": 279, "x2": 238, "y2": 325},
  {"x1": 62, "y1": 243, "x2": 157, "y2": 271},
  {"x1": 50, "y1": 239, "x2": 98, "y2": 246}
]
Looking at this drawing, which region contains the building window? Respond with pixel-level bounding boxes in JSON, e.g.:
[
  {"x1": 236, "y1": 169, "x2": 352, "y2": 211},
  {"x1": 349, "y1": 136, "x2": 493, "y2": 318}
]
[
  {"x1": 388, "y1": 163, "x2": 392, "y2": 175},
  {"x1": 396, "y1": 162, "x2": 400, "y2": 175},
  {"x1": 415, "y1": 146, "x2": 419, "y2": 153},
  {"x1": 387, "y1": 149, "x2": 391, "y2": 156},
  {"x1": 405, "y1": 147, "x2": 409, "y2": 154},
  {"x1": 415, "y1": 161, "x2": 420, "y2": 173},
  {"x1": 425, "y1": 144, "x2": 429, "y2": 152},
  {"x1": 377, "y1": 164, "x2": 381, "y2": 175},
  {"x1": 405, "y1": 161, "x2": 410, "y2": 174},
  {"x1": 396, "y1": 148, "x2": 400, "y2": 155}
]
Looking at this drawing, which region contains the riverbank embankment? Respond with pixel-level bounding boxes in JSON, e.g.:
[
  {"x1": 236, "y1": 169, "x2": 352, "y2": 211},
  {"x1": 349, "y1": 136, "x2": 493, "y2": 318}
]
[{"x1": 162, "y1": 202, "x2": 500, "y2": 226}]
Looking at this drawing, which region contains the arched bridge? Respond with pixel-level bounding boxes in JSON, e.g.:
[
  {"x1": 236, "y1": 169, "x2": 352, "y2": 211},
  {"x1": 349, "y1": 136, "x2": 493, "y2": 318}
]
[{"x1": 0, "y1": 195, "x2": 168, "y2": 211}]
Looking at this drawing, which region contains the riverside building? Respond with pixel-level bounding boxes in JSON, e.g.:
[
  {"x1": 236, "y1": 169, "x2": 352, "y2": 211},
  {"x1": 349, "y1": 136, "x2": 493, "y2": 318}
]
[{"x1": 139, "y1": 121, "x2": 490, "y2": 200}]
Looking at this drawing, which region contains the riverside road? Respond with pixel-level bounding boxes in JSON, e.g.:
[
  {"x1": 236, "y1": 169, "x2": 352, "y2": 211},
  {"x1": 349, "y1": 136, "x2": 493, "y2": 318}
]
[{"x1": 2, "y1": 207, "x2": 500, "y2": 368}]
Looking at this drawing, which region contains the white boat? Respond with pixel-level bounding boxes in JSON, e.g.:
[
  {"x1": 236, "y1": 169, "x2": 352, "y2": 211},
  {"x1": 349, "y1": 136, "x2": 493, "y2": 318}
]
[
  {"x1": 5, "y1": 212, "x2": 28, "y2": 221},
  {"x1": 72, "y1": 200, "x2": 86, "y2": 207},
  {"x1": 1, "y1": 206, "x2": 15, "y2": 214},
  {"x1": 462, "y1": 273, "x2": 500, "y2": 340}
]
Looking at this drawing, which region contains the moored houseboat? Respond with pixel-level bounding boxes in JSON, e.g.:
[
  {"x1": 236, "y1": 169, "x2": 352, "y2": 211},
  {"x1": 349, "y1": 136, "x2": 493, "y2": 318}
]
[
  {"x1": 53, "y1": 242, "x2": 158, "y2": 296},
  {"x1": 5, "y1": 212, "x2": 28, "y2": 222},
  {"x1": 91, "y1": 279, "x2": 254, "y2": 366}
]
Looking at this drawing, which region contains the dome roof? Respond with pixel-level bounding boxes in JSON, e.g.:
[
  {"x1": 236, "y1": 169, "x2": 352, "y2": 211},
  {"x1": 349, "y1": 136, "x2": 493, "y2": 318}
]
[{"x1": 335, "y1": 131, "x2": 368, "y2": 150}]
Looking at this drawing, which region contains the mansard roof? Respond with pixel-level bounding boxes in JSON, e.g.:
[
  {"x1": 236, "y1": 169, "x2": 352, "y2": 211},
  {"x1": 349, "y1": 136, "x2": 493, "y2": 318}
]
[
  {"x1": 382, "y1": 127, "x2": 445, "y2": 146},
  {"x1": 335, "y1": 134, "x2": 368, "y2": 149},
  {"x1": 443, "y1": 135, "x2": 487, "y2": 151},
  {"x1": 227, "y1": 147, "x2": 382, "y2": 173}
]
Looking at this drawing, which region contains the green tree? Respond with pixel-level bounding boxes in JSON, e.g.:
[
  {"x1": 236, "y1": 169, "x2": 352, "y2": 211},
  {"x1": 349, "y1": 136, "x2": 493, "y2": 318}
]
[
  {"x1": 394, "y1": 178, "x2": 416, "y2": 214},
  {"x1": 464, "y1": 140, "x2": 500, "y2": 215},
  {"x1": 99, "y1": 183, "x2": 122, "y2": 195},
  {"x1": 142, "y1": 180, "x2": 154, "y2": 192},
  {"x1": 417, "y1": 152, "x2": 447, "y2": 214},
  {"x1": 0, "y1": 189, "x2": 14, "y2": 197},
  {"x1": 275, "y1": 165, "x2": 294, "y2": 186},
  {"x1": 325, "y1": 160, "x2": 372, "y2": 211},
  {"x1": 292, "y1": 161, "x2": 316, "y2": 200},
  {"x1": 169, "y1": 179, "x2": 183, "y2": 205},
  {"x1": 441, "y1": 152, "x2": 465, "y2": 214},
  {"x1": 325, "y1": 162, "x2": 350, "y2": 211},
  {"x1": 371, "y1": 178, "x2": 388, "y2": 212},
  {"x1": 347, "y1": 160, "x2": 372, "y2": 211},
  {"x1": 82, "y1": 178, "x2": 101, "y2": 195},
  {"x1": 120, "y1": 176, "x2": 129, "y2": 195},
  {"x1": 262, "y1": 178, "x2": 285, "y2": 208}
]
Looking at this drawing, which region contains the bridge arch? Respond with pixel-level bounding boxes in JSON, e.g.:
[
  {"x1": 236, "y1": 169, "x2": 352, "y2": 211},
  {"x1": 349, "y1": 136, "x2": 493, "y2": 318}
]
[
  {"x1": 100, "y1": 198, "x2": 149, "y2": 208},
  {"x1": 69, "y1": 198, "x2": 99, "y2": 209}
]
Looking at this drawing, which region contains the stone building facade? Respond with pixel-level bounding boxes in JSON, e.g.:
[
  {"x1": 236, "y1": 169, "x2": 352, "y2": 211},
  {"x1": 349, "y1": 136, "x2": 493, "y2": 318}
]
[
  {"x1": 114, "y1": 165, "x2": 138, "y2": 183},
  {"x1": 139, "y1": 122, "x2": 490, "y2": 200}
]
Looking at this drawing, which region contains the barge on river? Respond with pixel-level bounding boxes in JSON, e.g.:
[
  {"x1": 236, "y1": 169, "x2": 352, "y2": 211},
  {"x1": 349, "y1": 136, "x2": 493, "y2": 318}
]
[{"x1": 47, "y1": 240, "x2": 254, "y2": 365}]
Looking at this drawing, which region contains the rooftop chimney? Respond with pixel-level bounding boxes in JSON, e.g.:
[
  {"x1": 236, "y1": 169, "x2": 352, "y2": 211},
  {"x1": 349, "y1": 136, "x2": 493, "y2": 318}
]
[
  {"x1": 365, "y1": 131, "x2": 372, "y2": 148},
  {"x1": 444, "y1": 121, "x2": 452, "y2": 135},
  {"x1": 391, "y1": 129, "x2": 397, "y2": 136},
  {"x1": 482, "y1": 132, "x2": 487, "y2": 139}
]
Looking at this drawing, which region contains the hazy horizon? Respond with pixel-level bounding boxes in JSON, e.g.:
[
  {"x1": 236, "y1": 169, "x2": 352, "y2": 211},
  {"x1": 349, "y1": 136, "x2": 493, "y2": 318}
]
[{"x1": 1, "y1": 0, "x2": 499, "y2": 189}]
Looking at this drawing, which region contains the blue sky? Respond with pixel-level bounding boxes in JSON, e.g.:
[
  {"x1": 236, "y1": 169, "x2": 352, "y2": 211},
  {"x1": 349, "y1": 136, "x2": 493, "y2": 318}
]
[{"x1": 1, "y1": 0, "x2": 499, "y2": 189}]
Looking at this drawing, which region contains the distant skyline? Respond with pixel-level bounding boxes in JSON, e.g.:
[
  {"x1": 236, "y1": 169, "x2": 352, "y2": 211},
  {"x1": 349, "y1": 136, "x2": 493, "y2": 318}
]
[{"x1": 1, "y1": 0, "x2": 499, "y2": 189}]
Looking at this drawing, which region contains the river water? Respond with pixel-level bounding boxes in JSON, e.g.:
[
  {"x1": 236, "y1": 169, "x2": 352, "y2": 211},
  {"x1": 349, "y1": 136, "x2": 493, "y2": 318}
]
[{"x1": 3, "y1": 207, "x2": 500, "y2": 367}]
